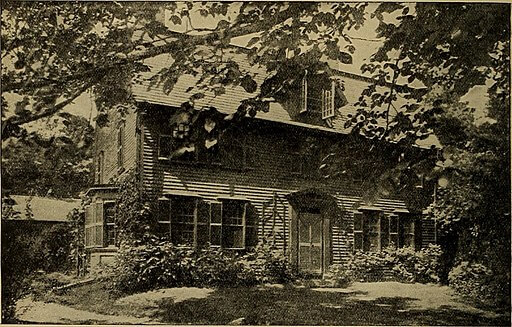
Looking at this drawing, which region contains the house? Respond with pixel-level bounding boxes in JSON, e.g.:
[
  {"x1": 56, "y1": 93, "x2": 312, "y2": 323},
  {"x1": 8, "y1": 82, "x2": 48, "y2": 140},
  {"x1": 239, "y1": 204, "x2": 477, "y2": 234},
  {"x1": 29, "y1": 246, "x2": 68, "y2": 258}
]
[{"x1": 85, "y1": 47, "x2": 437, "y2": 273}]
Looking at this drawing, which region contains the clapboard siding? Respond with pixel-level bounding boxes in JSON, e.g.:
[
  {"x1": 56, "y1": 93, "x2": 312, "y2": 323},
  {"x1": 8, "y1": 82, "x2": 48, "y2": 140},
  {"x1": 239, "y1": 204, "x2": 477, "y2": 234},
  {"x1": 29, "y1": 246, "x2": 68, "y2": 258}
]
[
  {"x1": 94, "y1": 106, "x2": 138, "y2": 183},
  {"x1": 140, "y1": 110, "x2": 417, "y2": 264}
]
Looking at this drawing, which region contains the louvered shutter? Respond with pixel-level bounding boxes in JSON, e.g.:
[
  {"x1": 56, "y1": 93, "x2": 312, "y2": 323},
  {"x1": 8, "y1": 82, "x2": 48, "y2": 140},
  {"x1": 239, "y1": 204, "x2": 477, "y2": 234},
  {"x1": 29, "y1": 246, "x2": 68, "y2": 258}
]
[
  {"x1": 95, "y1": 201, "x2": 104, "y2": 247},
  {"x1": 84, "y1": 204, "x2": 96, "y2": 248},
  {"x1": 353, "y1": 212, "x2": 364, "y2": 251},
  {"x1": 380, "y1": 214, "x2": 390, "y2": 249},
  {"x1": 196, "y1": 200, "x2": 210, "y2": 248},
  {"x1": 156, "y1": 198, "x2": 171, "y2": 238},
  {"x1": 245, "y1": 202, "x2": 259, "y2": 248}
]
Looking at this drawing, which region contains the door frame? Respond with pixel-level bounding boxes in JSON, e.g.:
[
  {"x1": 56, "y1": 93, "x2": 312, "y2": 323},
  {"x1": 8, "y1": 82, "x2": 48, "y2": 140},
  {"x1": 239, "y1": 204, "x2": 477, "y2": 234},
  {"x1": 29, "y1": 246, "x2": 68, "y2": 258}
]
[{"x1": 287, "y1": 188, "x2": 337, "y2": 276}]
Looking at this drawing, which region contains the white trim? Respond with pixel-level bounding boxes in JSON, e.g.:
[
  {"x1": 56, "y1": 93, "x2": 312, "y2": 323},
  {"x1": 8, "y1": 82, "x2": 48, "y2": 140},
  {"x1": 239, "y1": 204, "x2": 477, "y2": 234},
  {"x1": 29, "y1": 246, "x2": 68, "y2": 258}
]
[{"x1": 163, "y1": 190, "x2": 202, "y2": 198}]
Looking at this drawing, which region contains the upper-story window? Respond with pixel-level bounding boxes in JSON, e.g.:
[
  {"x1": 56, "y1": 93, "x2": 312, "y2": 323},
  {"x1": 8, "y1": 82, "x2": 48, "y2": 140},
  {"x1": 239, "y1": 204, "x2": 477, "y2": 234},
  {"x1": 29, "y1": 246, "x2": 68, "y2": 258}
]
[
  {"x1": 158, "y1": 133, "x2": 254, "y2": 169},
  {"x1": 353, "y1": 209, "x2": 419, "y2": 252},
  {"x1": 156, "y1": 195, "x2": 258, "y2": 249},
  {"x1": 322, "y1": 81, "x2": 335, "y2": 119},
  {"x1": 96, "y1": 151, "x2": 104, "y2": 184},
  {"x1": 300, "y1": 71, "x2": 308, "y2": 113},
  {"x1": 117, "y1": 121, "x2": 125, "y2": 172}
]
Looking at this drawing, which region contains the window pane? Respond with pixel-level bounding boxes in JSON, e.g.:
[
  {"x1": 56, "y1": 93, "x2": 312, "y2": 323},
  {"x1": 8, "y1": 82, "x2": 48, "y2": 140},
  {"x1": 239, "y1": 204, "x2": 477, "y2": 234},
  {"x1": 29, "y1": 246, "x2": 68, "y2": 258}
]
[
  {"x1": 106, "y1": 226, "x2": 116, "y2": 246},
  {"x1": 223, "y1": 226, "x2": 244, "y2": 248},
  {"x1": 104, "y1": 202, "x2": 116, "y2": 224},
  {"x1": 210, "y1": 225, "x2": 222, "y2": 246},
  {"x1": 223, "y1": 200, "x2": 244, "y2": 225}
]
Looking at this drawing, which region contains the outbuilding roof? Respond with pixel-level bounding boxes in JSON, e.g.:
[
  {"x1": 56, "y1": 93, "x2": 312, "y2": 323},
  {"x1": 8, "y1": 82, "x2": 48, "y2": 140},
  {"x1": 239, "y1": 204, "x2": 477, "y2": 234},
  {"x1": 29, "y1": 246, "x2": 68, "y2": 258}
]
[{"x1": 7, "y1": 195, "x2": 80, "y2": 222}]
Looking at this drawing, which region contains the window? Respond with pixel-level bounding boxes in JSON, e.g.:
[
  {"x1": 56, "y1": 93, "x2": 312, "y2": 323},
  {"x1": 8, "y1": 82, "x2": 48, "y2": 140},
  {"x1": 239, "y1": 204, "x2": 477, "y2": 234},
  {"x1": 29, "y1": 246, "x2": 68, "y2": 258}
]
[
  {"x1": 300, "y1": 72, "x2": 308, "y2": 113},
  {"x1": 322, "y1": 81, "x2": 335, "y2": 119},
  {"x1": 85, "y1": 200, "x2": 115, "y2": 248},
  {"x1": 104, "y1": 201, "x2": 116, "y2": 246},
  {"x1": 157, "y1": 196, "x2": 259, "y2": 249},
  {"x1": 117, "y1": 122, "x2": 125, "y2": 171},
  {"x1": 96, "y1": 151, "x2": 104, "y2": 184},
  {"x1": 353, "y1": 210, "x2": 417, "y2": 252}
]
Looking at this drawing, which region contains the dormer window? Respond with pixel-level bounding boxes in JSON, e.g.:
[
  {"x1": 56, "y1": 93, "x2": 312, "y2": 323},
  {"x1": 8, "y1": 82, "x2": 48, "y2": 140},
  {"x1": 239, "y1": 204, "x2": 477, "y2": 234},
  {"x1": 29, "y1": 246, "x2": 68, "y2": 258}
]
[
  {"x1": 322, "y1": 81, "x2": 335, "y2": 119},
  {"x1": 300, "y1": 70, "x2": 308, "y2": 113}
]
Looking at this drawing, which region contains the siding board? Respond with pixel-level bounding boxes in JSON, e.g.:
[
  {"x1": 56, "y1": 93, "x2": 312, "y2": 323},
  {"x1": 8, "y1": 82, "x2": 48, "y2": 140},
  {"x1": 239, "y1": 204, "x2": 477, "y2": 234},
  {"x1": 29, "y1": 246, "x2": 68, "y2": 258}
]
[{"x1": 141, "y1": 111, "x2": 416, "y2": 263}]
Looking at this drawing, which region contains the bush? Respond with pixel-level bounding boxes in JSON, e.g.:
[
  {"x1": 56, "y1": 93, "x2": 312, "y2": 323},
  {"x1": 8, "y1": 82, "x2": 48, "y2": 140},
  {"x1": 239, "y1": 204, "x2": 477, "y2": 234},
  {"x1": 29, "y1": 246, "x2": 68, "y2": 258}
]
[
  {"x1": 111, "y1": 237, "x2": 294, "y2": 294},
  {"x1": 327, "y1": 244, "x2": 443, "y2": 286},
  {"x1": 448, "y1": 261, "x2": 510, "y2": 308}
]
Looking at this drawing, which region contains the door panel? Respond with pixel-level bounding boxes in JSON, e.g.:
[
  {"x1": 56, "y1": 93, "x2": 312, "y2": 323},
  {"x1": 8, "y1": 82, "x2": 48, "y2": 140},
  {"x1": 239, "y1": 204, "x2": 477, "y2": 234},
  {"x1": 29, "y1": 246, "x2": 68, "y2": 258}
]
[{"x1": 298, "y1": 213, "x2": 323, "y2": 273}]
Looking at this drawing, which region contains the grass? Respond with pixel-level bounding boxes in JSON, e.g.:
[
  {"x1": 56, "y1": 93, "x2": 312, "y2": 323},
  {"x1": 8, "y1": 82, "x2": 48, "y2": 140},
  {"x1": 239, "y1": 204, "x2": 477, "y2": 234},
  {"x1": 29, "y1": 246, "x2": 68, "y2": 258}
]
[{"x1": 39, "y1": 280, "x2": 510, "y2": 326}]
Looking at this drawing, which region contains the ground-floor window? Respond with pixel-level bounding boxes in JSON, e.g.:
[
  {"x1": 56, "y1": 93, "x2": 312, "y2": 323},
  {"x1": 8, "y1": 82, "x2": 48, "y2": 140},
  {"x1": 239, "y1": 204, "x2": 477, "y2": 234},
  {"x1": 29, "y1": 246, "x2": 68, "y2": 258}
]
[
  {"x1": 85, "y1": 200, "x2": 117, "y2": 248},
  {"x1": 353, "y1": 209, "x2": 419, "y2": 252},
  {"x1": 157, "y1": 195, "x2": 259, "y2": 249}
]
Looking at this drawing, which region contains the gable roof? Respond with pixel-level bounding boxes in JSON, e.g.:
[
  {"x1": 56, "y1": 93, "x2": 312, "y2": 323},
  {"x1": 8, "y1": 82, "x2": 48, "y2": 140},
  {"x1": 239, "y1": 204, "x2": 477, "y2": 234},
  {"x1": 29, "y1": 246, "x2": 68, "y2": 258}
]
[
  {"x1": 8, "y1": 195, "x2": 80, "y2": 222},
  {"x1": 131, "y1": 48, "x2": 416, "y2": 135}
]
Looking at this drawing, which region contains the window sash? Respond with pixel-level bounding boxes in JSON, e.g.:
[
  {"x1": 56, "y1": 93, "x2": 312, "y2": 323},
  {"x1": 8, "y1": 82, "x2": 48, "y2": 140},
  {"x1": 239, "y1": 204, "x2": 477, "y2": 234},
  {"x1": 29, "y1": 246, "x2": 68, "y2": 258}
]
[
  {"x1": 321, "y1": 81, "x2": 335, "y2": 119},
  {"x1": 354, "y1": 211, "x2": 418, "y2": 252}
]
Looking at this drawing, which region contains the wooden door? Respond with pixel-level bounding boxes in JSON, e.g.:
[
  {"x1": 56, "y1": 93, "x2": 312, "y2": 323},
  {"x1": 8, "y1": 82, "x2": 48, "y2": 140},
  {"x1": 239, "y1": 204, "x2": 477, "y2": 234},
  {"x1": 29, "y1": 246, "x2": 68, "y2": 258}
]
[{"x1": 298, "y1": 212, "x2": 323, "y2": 273}]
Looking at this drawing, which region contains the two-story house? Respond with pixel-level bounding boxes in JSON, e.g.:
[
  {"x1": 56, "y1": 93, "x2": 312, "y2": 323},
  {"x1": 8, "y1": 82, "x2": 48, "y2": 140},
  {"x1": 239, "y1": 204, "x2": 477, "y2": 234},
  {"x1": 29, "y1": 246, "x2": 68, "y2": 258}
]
[{"x1": 84, "y1": 47, "x2": 436, "y2": 275}]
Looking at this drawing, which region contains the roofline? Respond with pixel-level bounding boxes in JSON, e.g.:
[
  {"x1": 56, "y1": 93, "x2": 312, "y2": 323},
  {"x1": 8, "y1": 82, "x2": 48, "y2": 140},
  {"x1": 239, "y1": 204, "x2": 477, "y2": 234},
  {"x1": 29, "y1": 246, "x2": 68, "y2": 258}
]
[{"x1": 85, "y1": 185, "x2": 120, "y2": 196}]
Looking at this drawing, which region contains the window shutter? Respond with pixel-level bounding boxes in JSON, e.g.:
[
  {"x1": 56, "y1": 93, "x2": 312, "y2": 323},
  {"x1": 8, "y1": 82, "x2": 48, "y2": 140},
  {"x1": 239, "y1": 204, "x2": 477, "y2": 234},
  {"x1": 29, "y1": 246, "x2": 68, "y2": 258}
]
[
  {"x1": 389, "y1": 214, "x2": 399, "y2": 248},
  {"x1": 156, "y1": 198, "x2": 171, "y2": 237},
  {"x1": 380, "y1": 214, "x2": 390, "y2": 249},
  {"x1": 95, "y1": 201, "x2": 104, "y2": 247},
  {"x1": 245, "y1": 202, "x2": 259, "y2": 247},
  {"x1": 209, "y1": 202, "x2": 222, "y2": 246},
  {"x1": 300, "y1": 74, "x2": 308, "y2": 113},
  {"x1": 196, "y1": 200, "x2": 210, "y2": 248},
  {"x1": 353, "y1": 212, "x2": 364, "y2": 251},
  {"x1": 85, "y1": 204, "x2": 95, "y2": 248}
]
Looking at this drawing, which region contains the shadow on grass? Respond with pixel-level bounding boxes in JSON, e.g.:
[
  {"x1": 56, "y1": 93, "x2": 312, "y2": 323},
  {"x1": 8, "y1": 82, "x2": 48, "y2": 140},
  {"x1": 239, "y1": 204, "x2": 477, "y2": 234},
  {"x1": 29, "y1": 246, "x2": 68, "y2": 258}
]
[{"x1": 154, "y1": 286, "x2": 510, "y2": 326}]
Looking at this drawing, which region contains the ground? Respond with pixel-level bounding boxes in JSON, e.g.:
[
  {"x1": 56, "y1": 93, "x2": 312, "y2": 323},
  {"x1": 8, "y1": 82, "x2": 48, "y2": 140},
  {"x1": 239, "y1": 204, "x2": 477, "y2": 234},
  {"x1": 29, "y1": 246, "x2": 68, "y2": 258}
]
[{"x1": 17, "y1": 280, "x2": 510, "y2": 325}]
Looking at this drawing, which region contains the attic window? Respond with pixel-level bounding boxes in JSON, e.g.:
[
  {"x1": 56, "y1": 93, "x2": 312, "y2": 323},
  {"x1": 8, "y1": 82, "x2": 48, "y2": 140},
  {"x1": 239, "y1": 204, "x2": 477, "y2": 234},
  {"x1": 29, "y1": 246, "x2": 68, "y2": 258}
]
[
  {"x1": 300, "y1": 71, "x2": 308, "y2": 113},
  {"x1": 322, "y1": 81, "x2": 335, "y2": 119}
]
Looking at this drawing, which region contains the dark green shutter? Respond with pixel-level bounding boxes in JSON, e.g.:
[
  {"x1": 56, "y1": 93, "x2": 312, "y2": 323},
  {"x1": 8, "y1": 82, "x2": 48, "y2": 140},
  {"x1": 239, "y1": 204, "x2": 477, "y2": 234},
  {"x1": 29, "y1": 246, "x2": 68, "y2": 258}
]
[
  {"x1": 353, "y1": 212, "x2": 364, "y2": 251},
  {"x1": 210, "y1": 202, "x2": 222, "y2": 246}
]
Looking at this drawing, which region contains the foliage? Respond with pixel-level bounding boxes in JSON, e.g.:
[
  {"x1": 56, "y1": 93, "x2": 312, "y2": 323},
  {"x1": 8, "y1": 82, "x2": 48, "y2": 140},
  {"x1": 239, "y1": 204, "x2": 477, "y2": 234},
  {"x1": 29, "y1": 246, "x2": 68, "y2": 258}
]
[
  {"x1": 112, "y1": 170, "x2": 157, "y2": 244},
  {"x1": 110, "y1": 237, "x2": 294, "y2": 294},
  {"x1": 1, "y1": 113, "x2": 93, "y2": 198},
  {"x1": 448, "y1": 261, "x2": 510, "y2": 308},
  {"x1": 328, "y1": 244, "x2": 443, "y2": 286},
  {"x1": 1, "y1": 2, "x2": 368, "y2": 138},
  {"x1": 1, "y1": 219, "x2": 75, "y2": 321}
]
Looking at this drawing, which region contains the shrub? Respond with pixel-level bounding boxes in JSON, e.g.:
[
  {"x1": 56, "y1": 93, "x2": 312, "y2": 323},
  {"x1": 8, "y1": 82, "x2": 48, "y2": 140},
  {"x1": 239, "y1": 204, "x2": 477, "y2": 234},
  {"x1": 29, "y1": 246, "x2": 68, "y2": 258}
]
[
  {"x1": 448, "y1": 261, "x2": 510, "y2": 308},
  {"x1": 111, "y1": 237, "x2": 294, "y2": 294},
  {"x1": 328, "y1": 244, "x2": 443, "y2": 286}
]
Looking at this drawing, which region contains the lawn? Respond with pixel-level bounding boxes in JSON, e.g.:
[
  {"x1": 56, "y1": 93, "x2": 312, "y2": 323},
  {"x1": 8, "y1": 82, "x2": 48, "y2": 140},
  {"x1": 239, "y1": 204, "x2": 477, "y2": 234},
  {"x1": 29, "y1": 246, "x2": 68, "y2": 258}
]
[{"x1": 28, "y1": 280, "x2": 510, "y2": 326}]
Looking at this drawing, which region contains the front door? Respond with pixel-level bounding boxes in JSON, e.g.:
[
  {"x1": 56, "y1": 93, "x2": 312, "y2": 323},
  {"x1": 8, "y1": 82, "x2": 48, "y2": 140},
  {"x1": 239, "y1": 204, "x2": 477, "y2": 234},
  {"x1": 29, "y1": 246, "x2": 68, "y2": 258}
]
[{"x1": 298, "y1": 212, "x2": 323, "y2": 273}]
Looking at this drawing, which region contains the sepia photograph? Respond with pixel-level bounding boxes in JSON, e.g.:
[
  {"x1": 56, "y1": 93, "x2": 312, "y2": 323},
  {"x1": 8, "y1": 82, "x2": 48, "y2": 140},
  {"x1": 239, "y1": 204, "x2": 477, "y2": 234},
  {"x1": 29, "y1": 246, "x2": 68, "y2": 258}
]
[{"x1": 1, "y1": 1, "x2": 510, "y2": 325}]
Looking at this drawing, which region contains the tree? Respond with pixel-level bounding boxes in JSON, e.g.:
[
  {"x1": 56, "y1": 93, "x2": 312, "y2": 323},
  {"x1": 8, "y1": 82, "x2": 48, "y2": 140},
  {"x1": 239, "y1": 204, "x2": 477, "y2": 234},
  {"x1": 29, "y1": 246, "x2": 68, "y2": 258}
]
[
  {"x1": 2, "y1": 0, "x2": 509, "y2": 290},
  {"x1": 2, "y1": 113, "x2": 94, "y2": 198}
]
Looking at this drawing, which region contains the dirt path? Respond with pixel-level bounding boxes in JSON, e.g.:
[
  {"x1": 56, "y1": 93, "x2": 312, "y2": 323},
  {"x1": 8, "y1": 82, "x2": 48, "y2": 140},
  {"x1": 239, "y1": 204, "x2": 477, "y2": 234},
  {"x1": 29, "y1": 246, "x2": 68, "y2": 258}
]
[{"x1": 16, "y1": 296, "x2": 159, "y2": 324}]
